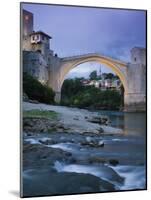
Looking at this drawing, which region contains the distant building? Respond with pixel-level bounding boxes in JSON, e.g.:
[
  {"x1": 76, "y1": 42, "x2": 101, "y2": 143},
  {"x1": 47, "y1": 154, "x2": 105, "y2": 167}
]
[{"x1": 81, "y1": 75, "x2": 122, "y2": 92}]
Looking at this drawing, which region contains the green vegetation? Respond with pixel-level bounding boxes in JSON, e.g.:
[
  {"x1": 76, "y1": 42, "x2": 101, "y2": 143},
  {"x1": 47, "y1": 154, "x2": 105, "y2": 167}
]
[
  {"x1": 89, "y1": 71, "x2": 119, "y2": 81},
  {"x1": 23, "y1": 73, "x2": 55, "y2": 104},
  {"x1": 61, "y1": 78, "x2": 123, "y2": 110},
  {"x1": 89, "y1": 70, "x2": 98, "y2": 80},
  {"x1": 23, "y1": 109, "x2": 58, "y2": 120}
]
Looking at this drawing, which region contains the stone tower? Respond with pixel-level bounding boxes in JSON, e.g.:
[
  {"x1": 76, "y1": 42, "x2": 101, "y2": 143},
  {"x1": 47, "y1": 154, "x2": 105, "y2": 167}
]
[
  {"x1": 23, "y1": 9, "x2": 33, "y2": 36},
  {"x1": 124, "y1": 47, "x2": 146, "y2": 111},
  {"x1": 22, "y1": 9, "x2": 55, "y2": 85},
  {"x1": 22, "y1": 9, "x2": 34, "y2": 51}
]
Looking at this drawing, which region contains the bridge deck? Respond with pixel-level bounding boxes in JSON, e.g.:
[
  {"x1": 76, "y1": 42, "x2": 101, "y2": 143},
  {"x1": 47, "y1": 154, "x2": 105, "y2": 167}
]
[{"x1": 61, "y1": 53, "x2": 127, "y2": 67}]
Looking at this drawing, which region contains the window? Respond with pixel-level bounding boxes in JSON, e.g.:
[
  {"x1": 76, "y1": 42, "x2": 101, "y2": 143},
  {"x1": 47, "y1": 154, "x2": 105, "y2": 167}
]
[
  {"x1": 134, "y1": 57, "x2": 137, "y2": 62},
  {"x1": 42, "y1": 35, "x2": 45, "y2": 40},
  {"x1": 36, "y1": 35, "x2": 39, "y2": 40}
]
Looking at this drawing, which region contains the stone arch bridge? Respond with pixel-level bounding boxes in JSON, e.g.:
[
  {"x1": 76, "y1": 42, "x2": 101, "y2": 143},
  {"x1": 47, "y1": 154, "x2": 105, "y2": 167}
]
[{"x1": 47, "y1": 47, "x2": 146, "y2": 112}]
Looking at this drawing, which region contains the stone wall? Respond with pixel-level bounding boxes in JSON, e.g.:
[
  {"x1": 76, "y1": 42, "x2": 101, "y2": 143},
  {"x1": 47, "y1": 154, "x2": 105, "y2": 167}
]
[
  {"x1": 23, "y1": 51, "x2": 49, "y2": 85},
  {"x1": 124, "y1": 47, "x2": 146, "y2": 111}
]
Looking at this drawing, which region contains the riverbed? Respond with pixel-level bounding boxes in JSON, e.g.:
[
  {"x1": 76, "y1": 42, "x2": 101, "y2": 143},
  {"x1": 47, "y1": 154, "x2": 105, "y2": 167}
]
[{"x1": 22, "y1": 103, "x2": 146, "y2": 197}]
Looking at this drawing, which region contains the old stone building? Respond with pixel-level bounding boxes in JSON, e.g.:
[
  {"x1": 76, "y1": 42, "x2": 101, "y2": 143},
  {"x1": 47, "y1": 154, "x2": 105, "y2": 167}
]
[{"x1": 22, "y1": 9, "x2": 60, "y2": 85}]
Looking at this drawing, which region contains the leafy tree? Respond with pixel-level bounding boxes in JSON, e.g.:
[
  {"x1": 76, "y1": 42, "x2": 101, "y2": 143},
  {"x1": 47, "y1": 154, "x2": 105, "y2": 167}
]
[
  {"x1": 105, "y1": 73, "x2": 114, "y2": 79},
  {"x1": 23, "y1": 73, "x2": 55, "y2": 104},
  {"x1": 89, "y1": 70, "x2": 97, "y2": 80},
  {"x1": 61, "y1": 78, "x2": 122, "y2": 110}
]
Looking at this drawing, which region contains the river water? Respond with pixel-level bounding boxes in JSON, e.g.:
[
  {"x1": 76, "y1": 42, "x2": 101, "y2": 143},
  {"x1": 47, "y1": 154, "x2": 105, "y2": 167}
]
[
  {"x1": 98, "y1": 111, "x2": 146, "y2": 136},
  {"x1": 23, "y1": 111, "x2": 147, "y2": 196}
]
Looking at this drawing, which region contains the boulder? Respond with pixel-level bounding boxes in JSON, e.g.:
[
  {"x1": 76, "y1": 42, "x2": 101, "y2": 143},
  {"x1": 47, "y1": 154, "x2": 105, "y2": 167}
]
[
  {"x1": 87, "y1": 115, "x2": 110, "y2": 125},
  {"x1": 98, "y1": 140, "x2": 105, "y2": 147},
  {"x1": 28, "y1": 99, "x2": 39, "y2": 104},
  {"x1": 109, "y1": 159, "x2": 119, "y2": 166},
  {"x1": 23, "y1": 143, "x2": 74, "y2": 169},
  {"x1": 88, "y1": 157, "x2": 106, "y2": 164},
  {"x1": 38, "y1": 138, "x2": 53, "y2": 145},
  {"x1": 81, "y1": 138, "x2": 105, "y2": 148},
  {"x1": 23, "y1": 169, "x2": 115, "y2": 197}
]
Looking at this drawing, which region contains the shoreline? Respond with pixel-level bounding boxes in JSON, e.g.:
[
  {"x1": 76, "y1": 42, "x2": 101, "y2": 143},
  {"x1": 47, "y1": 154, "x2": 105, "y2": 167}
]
[{"x1": 23, "y1": 102, "x2": 123, "y2": 135}]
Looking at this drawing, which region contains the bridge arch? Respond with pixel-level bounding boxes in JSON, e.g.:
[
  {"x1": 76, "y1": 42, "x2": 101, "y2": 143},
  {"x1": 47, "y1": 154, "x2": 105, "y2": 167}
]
[
  {"x1": 48, "y1": 48, "x2": 146, "y2": 111},
  {"x1": 59, "y1": 55, "x2": 128, "y2": 96}
]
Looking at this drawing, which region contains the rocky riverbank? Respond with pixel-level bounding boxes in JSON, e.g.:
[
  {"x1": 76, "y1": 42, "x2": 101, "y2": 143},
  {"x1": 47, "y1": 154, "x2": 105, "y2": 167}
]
[
  {"x1": 22, "y1": 102, "x2": 146, "y2": 197},
  {"x1": 23, "y1": 102, "x2": 123, "y2": 135}
]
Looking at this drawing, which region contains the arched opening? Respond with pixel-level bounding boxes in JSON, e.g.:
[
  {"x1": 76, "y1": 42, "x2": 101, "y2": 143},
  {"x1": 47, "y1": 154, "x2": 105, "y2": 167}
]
[{"x1": 60, "y1": 59, "x2": 126, "y2": 110}]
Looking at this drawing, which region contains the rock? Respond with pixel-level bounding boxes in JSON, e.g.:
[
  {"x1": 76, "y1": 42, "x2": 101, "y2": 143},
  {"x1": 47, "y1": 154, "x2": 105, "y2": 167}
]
[
  {"x1": 56, "y1": 124, "x2": 65, "y2": 129},
  {"x1": 23, "y1": 117, "x2": 58, "y2": 133},
  {"x1": 81, "y1": 138, "x2": 104, "y2": 148},
  {"x1": 98, "y1": 140, "x2": 105, "y2": 147},
  {"x1": 23, "y1": 169, "x2": 115, "y2": 197},
  {"x1": 81, "y1": 130, "x2": 100, "y2": 135},
  {"x1": 38, "y1": 138, "x2": 52, "y2": 145},
  {"x1": 88, "y1": 157, "x2": 106, "y2": 164},
  {"x1": 98, "y1": 165, "x2": 125, "y2": 185},
  {"x1": 23, "y1": 93, "x2": 29, "y2": 102},
  {"x1": 87, "y1": 115, "x2": 110, "y2": 125},
  {"x1": 73, "y1": 117, "x2": 79, "y2": 120},
  {"x1": 28, "y1": 99, "x2": 39, "y2": 104},
  {"x1": 23, "y1": 144, "x2": 74, "y2": 169},
  {"x1": 26, "y1": 132, "x2": 33, "y2": 136},
  {"x1": 100, "y1": 116, "x2": 110, "y2": 125},
  {"x1": 109, "y1": 159, "x2": 119, "y2": 166},
  {"x1": 87, "y1": 117, "x2": 100, "y2": 124},
  {"x1": 86, "y1": 136, "x2": 92, "y2": 143},
  {"x1": 99, "y1": 127, "x2": 104, "y2": 133}
]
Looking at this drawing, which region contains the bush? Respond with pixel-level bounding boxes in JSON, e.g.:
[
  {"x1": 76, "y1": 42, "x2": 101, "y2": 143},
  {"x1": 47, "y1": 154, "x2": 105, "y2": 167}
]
[
  {"x1": 61, "y1": 79, "x2": 122, "y2": 110},
  {"x1": 23, "y1": 73, "x2": 55, "y2": 104}
]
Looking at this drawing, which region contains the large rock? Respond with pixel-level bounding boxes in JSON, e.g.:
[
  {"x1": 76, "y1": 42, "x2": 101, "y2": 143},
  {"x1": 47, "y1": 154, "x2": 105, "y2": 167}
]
[
  {"x1": 87, "y1": 115, "x2": 110, "y2": 125},
  {"x1": 23, "y1": 169, "x2": 115, "y2": 197},
  {"x1": 23, "y1": 117, "x2": 63, "y2": 133},
  {"x1": 23, "y1": 144, "x2": 73, "y2": 169},
  {"x1": 81, "y1": 138, "x2": 105, "y2": 148}
]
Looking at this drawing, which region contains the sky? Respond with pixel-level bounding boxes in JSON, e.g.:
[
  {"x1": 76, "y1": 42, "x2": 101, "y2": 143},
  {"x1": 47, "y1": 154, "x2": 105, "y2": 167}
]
[{"x1": 22, "y1": 3, "x2": 146, "y2": 78}]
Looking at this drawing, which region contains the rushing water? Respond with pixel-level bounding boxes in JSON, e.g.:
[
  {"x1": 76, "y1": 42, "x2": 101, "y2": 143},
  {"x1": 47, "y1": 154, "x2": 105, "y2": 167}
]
[
  {"x1": 23, "y1": 111, "x2": 147, "y2": 196},
  {"x1": 52, "y1": 111, "x2": 147, "y2": 190}
]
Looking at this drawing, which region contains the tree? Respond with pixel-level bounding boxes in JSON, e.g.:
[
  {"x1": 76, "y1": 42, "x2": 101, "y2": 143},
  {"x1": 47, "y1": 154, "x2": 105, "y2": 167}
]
[
  {"x1": 89, "y1": 70, "x2": 97, "y2": 80},
  {"x1": 23, "y1": 73, "x2": 55, "y2": 104},
  {"x1": 105, "y1": 73, "x2": 114, "y2": 79}
]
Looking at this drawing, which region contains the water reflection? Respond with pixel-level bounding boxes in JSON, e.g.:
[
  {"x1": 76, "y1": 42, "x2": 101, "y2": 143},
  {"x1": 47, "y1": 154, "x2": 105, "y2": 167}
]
[
  {"x1": 124, "y1": 112, "x2": 146, "y2": 137},
  {"x1": 98, "y1": 111, "x2": 146, "y2": 137}
]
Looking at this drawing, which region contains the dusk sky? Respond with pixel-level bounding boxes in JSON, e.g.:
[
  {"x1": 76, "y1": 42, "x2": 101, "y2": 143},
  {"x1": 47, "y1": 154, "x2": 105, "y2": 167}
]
[{"x1": 22, "y1": 3, "x2": 146, "y2": 78}]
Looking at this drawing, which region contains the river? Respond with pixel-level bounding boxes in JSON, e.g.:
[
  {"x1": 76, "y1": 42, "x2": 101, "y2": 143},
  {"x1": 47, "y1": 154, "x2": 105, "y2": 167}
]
[
  {"x1": 98, "y1": 110, "x2": 146, "y2": 136},
  {"x1": 22, "y1": 108, "x2": 147, "y2": 197}
]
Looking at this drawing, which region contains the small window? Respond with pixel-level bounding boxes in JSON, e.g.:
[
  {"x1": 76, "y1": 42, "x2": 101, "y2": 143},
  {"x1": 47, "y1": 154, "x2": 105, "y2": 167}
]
[
  {"x1": 36, "y1": 35, "x2": 39, "y2": 40},
  {"x1": 134, "y1": 57, "x2": 137, "y2": 62}
]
